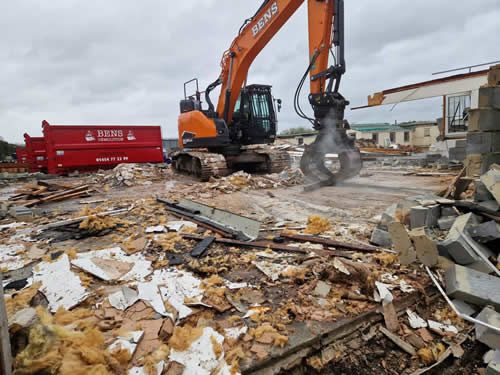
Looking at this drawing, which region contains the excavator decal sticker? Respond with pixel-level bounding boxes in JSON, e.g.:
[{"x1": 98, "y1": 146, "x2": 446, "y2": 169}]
[{"x1": 252, "y1": 2, "x2": 278, "y2": 37}]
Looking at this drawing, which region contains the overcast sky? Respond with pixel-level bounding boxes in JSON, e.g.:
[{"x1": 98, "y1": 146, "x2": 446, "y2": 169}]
[{"x1": 1, "y1": 0, "x2": 499, "y2": 143}]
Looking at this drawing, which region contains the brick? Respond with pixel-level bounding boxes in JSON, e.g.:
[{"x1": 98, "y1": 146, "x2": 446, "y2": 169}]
[
  {"x1": 388, "y1": 221, "x2": 416, "y2": 265},
  {"x1": 478, "y1": 87, "x2": 500, "y2": 110},
  {"x1": 410, "y1": 205, "x2": 440, "y2": 229},
  {"x1": 467, "y1": 132, "x2": 500, "y2": 154},
  {"x1": 481, "y1": 166, "x2": 500, "y2": 203},
  {"x1": 409, "y1": 227, "x2": 438, "y2": 267},
  {"x1": 441, "y1": 213, "x2": 494, "y2": 265},
  {"x1": 438, "y1": 216, "x2": 456, "y2": 230},
  {"x1": 370, "y1": 227, "x2": 392, "y2": 247},
  {"x1": 469, "y1": 221, "x2": 500, "y2": 243},
  {"x1": 476, "y1": 307, "x2": 500, "y2": 350},
  {"x1": 445, "y1": 264, "x2": 500, "y2": 310}
]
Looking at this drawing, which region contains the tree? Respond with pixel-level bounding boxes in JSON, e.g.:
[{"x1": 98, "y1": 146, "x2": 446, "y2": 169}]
[{"x1": 0, "y1": 139, "x2": 16, "y2": 161}]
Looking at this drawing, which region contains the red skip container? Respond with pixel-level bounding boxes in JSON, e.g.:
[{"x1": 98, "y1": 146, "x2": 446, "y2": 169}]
[
  {"x1": 42, "y1": 121, "x2": 164, "y2": 175},
  {"x1": 15, "y1": 147, "x2": 29, "y2": 164},
  {"x1": 24, "y1": 134, "x2": 48, "y2": 173}
]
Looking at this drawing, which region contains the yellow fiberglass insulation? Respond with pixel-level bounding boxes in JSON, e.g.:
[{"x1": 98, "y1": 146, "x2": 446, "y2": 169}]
[
  {"x1": 168, "y1": 325, "x2": 204, "y2": 352},
  {"x1": 303, "y1": 215, "x2": 332, "y2": 235},
  {"x1": 14, "y1": 306, "x2": 130, "y2": 375}
]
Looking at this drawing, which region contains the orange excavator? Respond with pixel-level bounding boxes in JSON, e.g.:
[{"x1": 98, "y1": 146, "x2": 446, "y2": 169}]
[{"x1": 171, "y1": 0, "x2": 362, "y2": 187}]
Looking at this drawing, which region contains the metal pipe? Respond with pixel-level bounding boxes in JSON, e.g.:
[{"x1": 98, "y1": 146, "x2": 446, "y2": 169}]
[
  {"x1": 432, "y1": 60, "x2": 500, "y2": 76},
  {"x1": 425, "y1": 266, "x2": 500, "y2": 334}
]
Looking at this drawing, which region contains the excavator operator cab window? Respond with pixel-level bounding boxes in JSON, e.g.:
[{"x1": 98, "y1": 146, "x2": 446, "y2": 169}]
[{"x1": 234, "y1": 84, "x2": 276, "y2": 144}]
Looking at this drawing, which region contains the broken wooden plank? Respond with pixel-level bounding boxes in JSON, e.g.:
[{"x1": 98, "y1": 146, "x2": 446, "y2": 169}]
[
  {"x1": 443, "y1": 167, "x2": 466, "y2": 199},
  {"x1": 379, "y1": 326, "x2": 416, "y2": 355},
  {"x1": 190, "y1": 236, "x2": 215, "y2": 258},
  {"x1": 0, "y1": 275, "x2": 13, "y2": 375},
  {"x1": 40, "y1": 185, "x2": 89, "y2": 202},
  {"x1": 280, "y1": 233, "x2": 380, "y2": 253}
]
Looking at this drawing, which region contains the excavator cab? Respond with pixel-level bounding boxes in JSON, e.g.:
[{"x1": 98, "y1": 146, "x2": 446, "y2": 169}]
[{"x1": 232, "y1": 84, "x2": 277, "y2": 145}]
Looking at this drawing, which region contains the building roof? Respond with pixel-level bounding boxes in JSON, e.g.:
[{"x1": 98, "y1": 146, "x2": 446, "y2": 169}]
[{"x1": 349, "y1": 123, "x2": 414, "y2": 133}]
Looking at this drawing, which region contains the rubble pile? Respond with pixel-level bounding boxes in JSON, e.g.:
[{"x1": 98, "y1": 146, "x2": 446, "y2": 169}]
[
  {"x1": 205, "y1": 169, "x2": 304, "y2": 193},
  {"x1": 0, "y1": 159, "x2": 499, "y2": 375},
  {"x1": 369, "y1": 163, "x2": 500, "y2": 372},
  {"x1": 102, "y1": 163, "x2": 172, "y2": 187}
]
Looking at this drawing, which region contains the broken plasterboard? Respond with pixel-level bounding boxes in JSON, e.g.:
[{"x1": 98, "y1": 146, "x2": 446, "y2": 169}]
[
  {"x1": 135, "y1": 269, "x2": 204, "y2": 320},
  {"x1": 252, "y1": 260, "x2": 304, "y2": 282},
  {"x1": 108, "y1": 286, "x2": 140, "y2": 310},
  {"x1": 71, "y1": 247, "x2": 152, "y2": 282},
  {"x1": 166, "y1": 221, "x2": 197, "y2": 232},
  {"x1": 109, "y1": 330, "x2": 144, "y2": 357},
  {"x1": 0, "y1": 244, "x2": 25, "y2": 271},
  {"x1": 169, "y1": 327, "x2": 237, "y2": 375},
  {"x1": 32, "y1": 254, "x2": 90, "y2": 312}
]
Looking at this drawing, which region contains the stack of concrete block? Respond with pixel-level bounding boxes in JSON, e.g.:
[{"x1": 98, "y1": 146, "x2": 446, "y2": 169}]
[{"x1": 466, "y1": 65, "x2": 500, "y2": 177}]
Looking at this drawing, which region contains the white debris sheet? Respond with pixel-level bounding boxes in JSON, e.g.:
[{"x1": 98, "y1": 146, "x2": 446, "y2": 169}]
[
  {"x1": 108, "y1": 286, "x2": 140, "y2": 310},
  {"x1": 71, "y1": 247, "x2": 152, "y2": 282},
  {"x1": 169, "y1": 327, "x2": 238, "y2": 375},
  {"x1": 135, "y1": 269, "x2": 204, "y2": 320},
  {"x1": 252, "y1": 260, "x2": 304, "y2": 282},
  {"x1": 374, "y1": 281, "x2": 394, "y2": 306},
  {"x1": 166, "y1": 221, "x2": 197, "y2": 232},
  {"x1": 145, "y1": 225, "x2": 165, "y2": 233},
  {"x1": 109, "y1": 330, "x2": 144, "y2": 357},
  {"x1": 32, "y1": 254, "x2": 90, "y2": 312},
  {"x1": 0, "y1": 244, "x2": 25, "y2": 271},
  {"x1": 407, "y1": 309, "x2": 428, "y2": 329},
  {"x1": 224, "y1": 325, "x2": 248, "y2": 340}
]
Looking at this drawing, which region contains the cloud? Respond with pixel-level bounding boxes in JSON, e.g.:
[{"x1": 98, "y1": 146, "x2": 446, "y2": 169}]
[{"x1": 0, "y1": 0, "x2": 498, "y2": 142}]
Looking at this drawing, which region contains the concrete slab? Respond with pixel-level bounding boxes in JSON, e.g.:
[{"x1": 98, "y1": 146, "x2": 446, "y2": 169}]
[
  {"x1": 475, "y1": 180, "x2": 495, "y2": 202},
  {"x1": 445, "y1": 264, "x2": 500, "y2": 311},
  {"x1": 486, "y1": 350, "x2": 500, "y2": 375},
  {"x1": 476, "y1": 307, "x2": 500, "y2": 350},
  {"x1": 451, "y1": 299, "x2": 477, "y2": 316},
  {"x1": 438, "y1": 216, "x2": 456, "y2": 231}
]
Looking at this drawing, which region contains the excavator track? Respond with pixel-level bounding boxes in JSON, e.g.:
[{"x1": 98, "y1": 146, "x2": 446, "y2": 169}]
[{"x1": 170, "y1": 147, "x2": 291, "y2": 181}]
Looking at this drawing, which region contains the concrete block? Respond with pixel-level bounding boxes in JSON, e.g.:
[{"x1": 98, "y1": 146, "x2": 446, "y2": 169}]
[
  {"x1": 8, "y1": 206, "x2": 33, "y2": 220},
  {"x1": 476, "y1": 307, "x2": 500, "y2": 350},
  {"x1": 442, "y1": 213, "x2": 494, "y2": 265},
  {"x1": 445, "y1": 264, "x2": 500, "y2": 310},
  {"x1": 478, "y1": 87, "x2": 500, "y2": 110},
  {"x1": 410, "y1": 205, "x2": 440, "y2": 229},
  {"x1": 486, "y1": 350, "x2": 500, "y2": 375},
  {"x1": 388, "y1": 221, "x2": 416, "y2": 265},
  {"x1": 377, "y1": 203, "x2": 398, "y2": 231},
  {"x1": 475, "y1": 180, "x2": 494, "y2": 202},
  {"x1": 451, "y1": 299, "x2": 477, "y2": 316},
  {"x1": 468, "y1": 107, "x2": 500, "y2": 132},
  {"x1": 438, "y1": 216, "x2": 456, "y2": 231},
  {"x1": 370, "y1": 227, "x2": 392, "y2": 247},
  {"x1": 481, "y1": 166, "x2": 500, "y2": 204},
  {"x1": 469, "y1": 221, "x2": 500, "y2": 243},
  {"x1": 467, "y1": 132, "x2": 500, "y2": 154},
  {"x1": 441, "y1": 206, "x2": 458, "y2": 217},
  {"x1": 409, "y1": 227, "x2": 438, "y2": 267}
]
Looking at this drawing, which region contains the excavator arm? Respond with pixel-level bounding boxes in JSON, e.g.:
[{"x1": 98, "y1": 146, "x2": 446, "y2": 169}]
[
  {"x1": 215, "y1": 0, "x2": 342, "y2": 125},
  {"x1": 210, "y1": 0, "x2": 361, "y2": 187}
]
